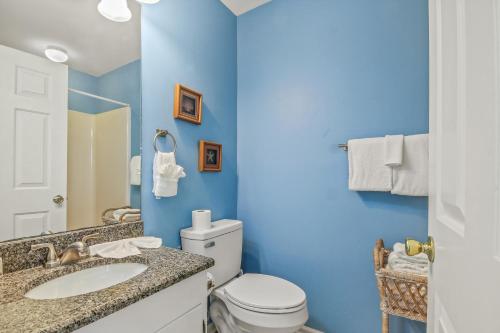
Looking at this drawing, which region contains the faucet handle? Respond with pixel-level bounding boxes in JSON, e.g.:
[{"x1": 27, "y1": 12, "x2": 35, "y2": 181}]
[
  {"x1": 30, "y1": 243, "x2": 60, "y2": 268},
  {"x1": 67, "y1": 233, "x2": 100, "y2": 258}
]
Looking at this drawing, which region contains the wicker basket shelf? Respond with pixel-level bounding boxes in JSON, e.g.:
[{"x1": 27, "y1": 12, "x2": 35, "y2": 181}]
[{"x1": 373, "y1": 239, "x2": 427, "y2": 333}]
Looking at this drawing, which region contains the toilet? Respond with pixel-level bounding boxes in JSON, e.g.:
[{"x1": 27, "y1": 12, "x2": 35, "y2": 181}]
[{"x1": 181, "y1": 220, "x2": 308, "y2": 333}]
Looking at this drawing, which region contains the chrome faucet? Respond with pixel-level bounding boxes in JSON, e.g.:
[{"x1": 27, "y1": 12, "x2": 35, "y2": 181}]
[
  {"x1": 30, "y1": 243, "x2": 60, "y2": 268},
  {"x1": 59, "y1": 233, "x2": 100, "y2": 265}
]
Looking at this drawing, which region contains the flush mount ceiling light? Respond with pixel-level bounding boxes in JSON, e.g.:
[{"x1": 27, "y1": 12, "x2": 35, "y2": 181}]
[
  {"x1": 44, "y1": 46, "x2": 68, "y2": 63},
  {"x1": 98, "y1": 0, "x2": 132, "y2": 22},
  {"x1": 136, "y1": 0, "x2": 160, "y2": 4}
]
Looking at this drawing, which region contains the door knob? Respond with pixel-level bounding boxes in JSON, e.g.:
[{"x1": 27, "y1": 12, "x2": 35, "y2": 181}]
[
  {"x1": 52, "y1": 195, "x2": 65, "y2": 205},
  {"x1": 405, "y1": 236, "x2": 435, "y2": 263}
]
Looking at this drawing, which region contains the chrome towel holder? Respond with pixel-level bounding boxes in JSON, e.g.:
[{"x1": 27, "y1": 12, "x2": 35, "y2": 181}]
[
  {"x1": 338, "y1": 143, "x2": 348, "y2": 151},
  {"x1": 153, "y1": 129, "x2": 177, "y2": 153}
]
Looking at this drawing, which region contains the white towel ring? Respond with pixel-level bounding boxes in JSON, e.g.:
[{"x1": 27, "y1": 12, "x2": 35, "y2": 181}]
[{"x1": 153, "y1": 129, "x2": 177, "y2": 153}]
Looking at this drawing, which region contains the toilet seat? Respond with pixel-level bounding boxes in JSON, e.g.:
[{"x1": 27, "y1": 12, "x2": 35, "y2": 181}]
[
  {"x1": 212, "y1": 274, "x2": 309, "y2": 333},
  {"x1": 223, "y1": 274, "x2": 307, "y2": 314}
]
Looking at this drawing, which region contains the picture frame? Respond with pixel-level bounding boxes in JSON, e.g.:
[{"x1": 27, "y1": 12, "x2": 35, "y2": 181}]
[
  {"x1": 173, "y1": 84, "x2": 203, "y2": 125},
  {"x1": 198, "y1": 140, "x2": 222, "y2": 172}
]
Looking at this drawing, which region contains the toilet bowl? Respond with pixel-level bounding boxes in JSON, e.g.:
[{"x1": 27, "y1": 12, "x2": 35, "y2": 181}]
[
  {"x1": 210, "y1": 274, "x2": 308, "y2": 333},
  {"x1": 181, "y1": 220, "x2": 309, "y2": 333}
]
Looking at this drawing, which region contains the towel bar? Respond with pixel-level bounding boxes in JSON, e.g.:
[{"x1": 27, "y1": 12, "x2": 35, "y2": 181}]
[
  {"x1": 338, "y1": 143, "x2": 348, "y2": 151},
  {"x1": 153, "y1": 129, "x2": 177, "y2": 153}
]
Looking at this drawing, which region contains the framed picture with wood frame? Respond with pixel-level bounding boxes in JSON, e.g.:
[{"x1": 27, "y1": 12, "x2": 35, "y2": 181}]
[
  {"x1": 173, "y1": 84, "x2": 203, "y2": 125},
  {"x1": 198, "y1": 140, "x2": 222, "y2": 172}
]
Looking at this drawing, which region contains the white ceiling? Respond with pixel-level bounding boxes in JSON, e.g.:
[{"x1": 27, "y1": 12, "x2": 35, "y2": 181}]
[
  {"x1": 0, "y1": 0, "x2": 141, "y2": 76},
  {"x1": 220, "y1": 0, "x2": 271, "y2": 16}
]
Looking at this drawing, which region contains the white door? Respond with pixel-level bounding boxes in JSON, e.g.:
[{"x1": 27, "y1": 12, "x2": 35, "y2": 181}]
[
  {"x1": 0, "y1": 44, "x2": 68, "y2": 240},
  {"x1": 428, "y1": 0, "x2": 500, "y2": 332}
]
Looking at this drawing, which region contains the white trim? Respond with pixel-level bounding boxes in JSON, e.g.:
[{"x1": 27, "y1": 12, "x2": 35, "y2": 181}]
[
  {"x1": 124, "y1": 106, "x2": 131, "y2": 206},
  {"x1": 68, "y1": 88, "x2": 129, "y2": 107}
]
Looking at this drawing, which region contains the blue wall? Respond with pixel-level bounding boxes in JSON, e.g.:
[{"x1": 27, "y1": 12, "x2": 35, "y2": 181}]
[
  {"x1": 141, "y1": 0, "x2": 237, "y2": 247},
  {"x1": 68, "y1": 61, "x2": 142, "y2": 208},
  {"x1": 68, "y1": 69, "x2": 99, "y2": 114},
  {"x1": 237, "y1": 1, "x2": 428, "y2": 332}
]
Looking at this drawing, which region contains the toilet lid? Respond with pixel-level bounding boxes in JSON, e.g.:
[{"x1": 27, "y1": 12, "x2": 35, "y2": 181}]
[{"x1": 224, "y1": 274, "x2": 306, "y2": 312}]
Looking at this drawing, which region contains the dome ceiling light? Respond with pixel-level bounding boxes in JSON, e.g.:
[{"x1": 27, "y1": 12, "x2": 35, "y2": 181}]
[
  {"x1": 97, "y1": 0, "x2": 132, "y2": 22},
  {"x1": 44, "y1": 46, "x2": 68, "y2": 63}
]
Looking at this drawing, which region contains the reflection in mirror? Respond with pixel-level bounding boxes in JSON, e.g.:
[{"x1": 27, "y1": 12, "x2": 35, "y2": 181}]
[{"x1": 0, "y1": 0, "x2": 142, "y2": 242}]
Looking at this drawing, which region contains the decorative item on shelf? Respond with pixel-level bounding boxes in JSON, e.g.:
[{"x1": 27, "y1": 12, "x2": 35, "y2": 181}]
[
  {"x1": 173, "y1": 84, "x2": 203, "y2": 125},
  {"x1": 102, "y1": 206, "x2": 141, "y2": 224},
  {"x1": 198, "y1": 140, "x2": 222, "y2": 172},
  {"x1": 373, "y1": 239, "x2": 428, "y2": 333}
]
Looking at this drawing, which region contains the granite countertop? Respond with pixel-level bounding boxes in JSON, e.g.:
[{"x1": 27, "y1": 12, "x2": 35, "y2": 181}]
[{"x1": 0, "y1": 247, "x2": 214, "y2": 333}]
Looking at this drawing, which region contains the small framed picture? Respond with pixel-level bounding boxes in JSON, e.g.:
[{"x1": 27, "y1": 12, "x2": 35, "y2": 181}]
[
  {"x1": 173, "y1": 84, "x2": 203, "y2": 125},
  {"x1": 198, "y1": 140, "x2": 222, "y2": 172}
]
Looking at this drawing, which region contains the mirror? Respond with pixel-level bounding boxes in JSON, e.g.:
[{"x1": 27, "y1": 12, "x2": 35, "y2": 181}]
[{"x1": 0, "y1": 0, "x2": 142, "y2": 242}]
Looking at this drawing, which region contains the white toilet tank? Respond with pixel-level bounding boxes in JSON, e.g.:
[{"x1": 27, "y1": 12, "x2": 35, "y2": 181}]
[{"x1": 181, "y1": 219, "x2": 243, "y2": 287}]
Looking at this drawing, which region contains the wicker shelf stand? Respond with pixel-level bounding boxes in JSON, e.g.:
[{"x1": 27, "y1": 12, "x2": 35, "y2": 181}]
[{"x1": 373, "y1": 239, "x2": 427, "y2": 333}]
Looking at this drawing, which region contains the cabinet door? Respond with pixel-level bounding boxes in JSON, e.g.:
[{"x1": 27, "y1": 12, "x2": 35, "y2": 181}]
[{"x1": 156, "y1": 305, "x2": 203, "y2": 333}]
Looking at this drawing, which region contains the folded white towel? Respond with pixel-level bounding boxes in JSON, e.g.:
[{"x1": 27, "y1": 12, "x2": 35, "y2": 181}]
[
  {"x1": 384, "y1": 135, "x2": 404, "y2": 167},
  {"x1": 130, "y1": 155, "x2": 141, "y2": 186},
  {"x1": 89, "y1": 237, "x2": 162, "y2": 259},
  {"x1": 388, "y1": 242, "x2": 429, "y2": 275},
  {"x1": 89, "y1": 239, "x2": 142, "y2": 259},
  {"x1": 391, "y1": 134, "x2": 429, "y2": 196},
  {"x1": 388, "y1": 259, "x2": 429, "y2": 275},
  {"x1": 130, "y1": 236, "x2": 162, "y2": 249},
  {"x1": 153, "y1": 152, "x2": 186, "y2": 199},
  {"x1": 393, "y1": 242, "x2": 428, "y2": 262},
  {"x1": 348, "y1": 137, "x2": 392, "y2": 191}
]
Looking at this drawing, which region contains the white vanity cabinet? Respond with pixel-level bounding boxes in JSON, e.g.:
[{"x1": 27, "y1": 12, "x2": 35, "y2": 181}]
[{"x1": 75, "y1": 271, "x2": 207, "y2": 333}]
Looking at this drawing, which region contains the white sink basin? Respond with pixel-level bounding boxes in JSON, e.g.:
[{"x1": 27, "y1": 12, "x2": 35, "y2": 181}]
[{"x1": 25, "y1": 263, "x2": 148, "y2": 300}]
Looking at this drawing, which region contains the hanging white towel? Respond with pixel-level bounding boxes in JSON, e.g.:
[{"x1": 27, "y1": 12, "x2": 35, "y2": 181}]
[
  {"x1": 152, "y1": 152, "x2": 186, "y2": 198},
  {"x1": 348, "y1": 137, "x2": 392, "y2": 192},
  {"x1": 391, "y1": 134, "x2": 429, "y2": 196},
  {"x1": 384, "y1": 135, "x2": 404, "y2": 167},
  {"x1": 130, "y1": 155, "x2": 141, "y2": 186}
]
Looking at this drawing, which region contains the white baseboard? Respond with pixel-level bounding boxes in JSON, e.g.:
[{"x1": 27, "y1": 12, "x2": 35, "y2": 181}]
[{"x1": 208, "y1": 323, "x2": 323, "y2": 333}]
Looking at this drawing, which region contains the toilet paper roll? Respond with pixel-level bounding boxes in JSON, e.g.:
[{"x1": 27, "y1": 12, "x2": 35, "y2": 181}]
[{"x1": 192, "y1": 210, "x2": 212, "y2": 231}]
